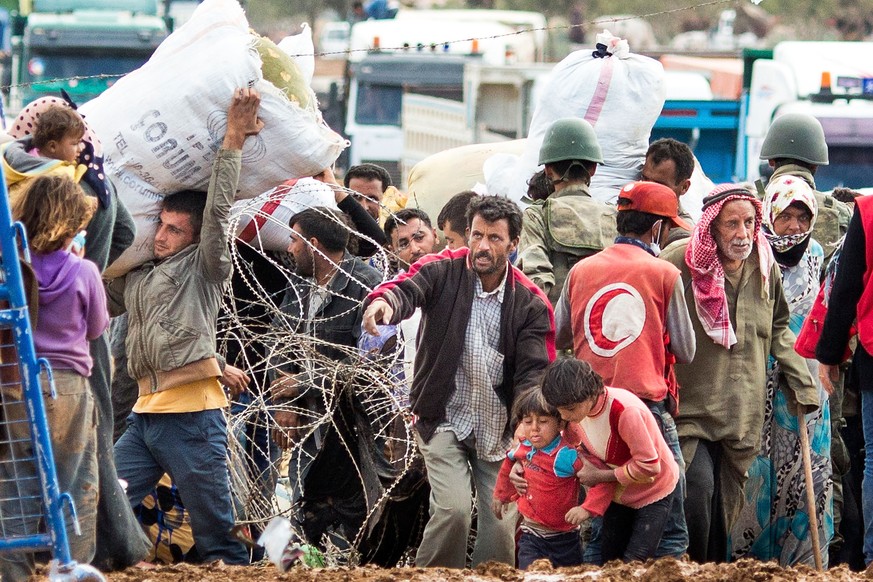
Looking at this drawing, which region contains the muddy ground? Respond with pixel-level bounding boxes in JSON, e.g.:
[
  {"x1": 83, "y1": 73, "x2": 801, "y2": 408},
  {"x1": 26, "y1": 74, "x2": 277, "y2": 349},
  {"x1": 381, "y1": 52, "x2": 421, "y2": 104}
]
[{"x1": 95, "y1": 558, "x2": 871, "y2": 581}]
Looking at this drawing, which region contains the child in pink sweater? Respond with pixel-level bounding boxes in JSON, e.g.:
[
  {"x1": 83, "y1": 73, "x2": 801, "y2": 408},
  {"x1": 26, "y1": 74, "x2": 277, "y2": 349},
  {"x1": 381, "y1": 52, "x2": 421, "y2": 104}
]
[
  {"x1": 492, "y1": 388, "x2": 584, "y2": 569},
  {"x1": 541, "y1": 358, "x2": 679, "y2": 563}
]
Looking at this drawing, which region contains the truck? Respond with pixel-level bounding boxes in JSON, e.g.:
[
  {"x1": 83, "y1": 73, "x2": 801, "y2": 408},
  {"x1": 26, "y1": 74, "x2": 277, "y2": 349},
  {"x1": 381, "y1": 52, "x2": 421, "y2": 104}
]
[
  {"x1": 7, "y1": 0, "x2": 169, "y2": 113},
  {"x1": 401, "y1": 40, "x2": 873, "y2": 194},
  {"x1": 401, "y1": 61, "x2": 550, "y2": 181},
  {"x1": 343, "y1": 10, "x2": 547, "y2": 184},
  {"x1": 742, "y1": 41, "x2": 873, "y2": 190}
]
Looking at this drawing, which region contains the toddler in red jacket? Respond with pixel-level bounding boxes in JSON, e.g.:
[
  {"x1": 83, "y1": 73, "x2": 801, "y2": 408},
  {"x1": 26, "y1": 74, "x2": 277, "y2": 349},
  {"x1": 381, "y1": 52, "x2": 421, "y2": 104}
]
[{"x1": 492, "y1": 388, "x2": 585, "y2": 569}]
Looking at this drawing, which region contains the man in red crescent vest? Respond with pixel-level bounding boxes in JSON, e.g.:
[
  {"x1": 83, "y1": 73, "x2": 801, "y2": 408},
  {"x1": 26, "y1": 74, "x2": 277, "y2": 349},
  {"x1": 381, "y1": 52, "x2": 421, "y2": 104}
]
[{"x1": 554, "y1": 180, "x2": 696, "y2": 560}]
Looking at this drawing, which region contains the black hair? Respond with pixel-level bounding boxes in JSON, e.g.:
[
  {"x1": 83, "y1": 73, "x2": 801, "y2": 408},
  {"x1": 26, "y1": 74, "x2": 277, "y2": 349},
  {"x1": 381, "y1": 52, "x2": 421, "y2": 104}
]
[
  {"x1": 540, "y1": 359, "x2": 604, "y2": 408},
  {"x1": 343, "y1": 163, "x2": 392, "y2": 192},
  {"x1": 162, "y1": 189, "x2": 207, "y2": 236},
  {"x1": 466, "y1": 196, "x2": 523, "y2": 241},
  {"x1": 616, "y1": 207, "x2": 663, "y2": 236},
  {"x1": 383, "y1": 208, "x2": 432, "y2": 241},
  {"x1": 646, "y1": 138, "x2": 695, "y2": 183},
  {"x1": 832, "y1": 187, "x2": 861, "y2": 205},
  {"x1": 547, "y1": 160, "x2": 596, "y2": 185},
  {"x1": 437, "y1": 190, "x2": 479, "y2": 232},
  {"x1": 511, "y1": 388, "x2": 560, "y2": 423},
  {"x1": 288, "y1": 207, "x2": 350, "y2": 253},
  {"x1": 526, "y1": 169, "x2": 553, "y2": 201},
  {"x1": 786, "y1": 200, "x2": 813, "y2": 220}
]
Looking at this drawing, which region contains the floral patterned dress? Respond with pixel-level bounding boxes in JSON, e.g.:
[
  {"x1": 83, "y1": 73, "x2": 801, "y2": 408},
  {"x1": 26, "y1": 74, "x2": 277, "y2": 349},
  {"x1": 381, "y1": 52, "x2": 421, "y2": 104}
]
[{"x1": 729, "y1": 239, "x2": 833, "y2": 566}]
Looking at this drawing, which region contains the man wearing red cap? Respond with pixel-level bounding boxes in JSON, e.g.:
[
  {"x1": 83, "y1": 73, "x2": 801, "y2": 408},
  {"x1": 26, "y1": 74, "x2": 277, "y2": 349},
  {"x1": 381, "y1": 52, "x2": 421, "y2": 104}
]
[
  {"x1": 659, "y1": 184, "x2": 818, "y2": 563},
  {"x1": 553, "y1": 180, "x2": 696, "y2": 561}
]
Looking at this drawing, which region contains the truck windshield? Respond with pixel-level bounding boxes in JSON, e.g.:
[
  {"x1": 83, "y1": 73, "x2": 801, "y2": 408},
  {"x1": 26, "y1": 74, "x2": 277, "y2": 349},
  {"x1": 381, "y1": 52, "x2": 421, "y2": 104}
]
[
  {"x1": 355, "y1": 83, "x2": 464, "y2": 126},
  {"x1": 355, "y1": 84, "x2": 402, "y2": 126},
  {"x1": 815, "y1": 146, "x2": 873, "y2": 190},
  {"x1": 27, "y1": 52, "x2": 150, "y2": 81}
]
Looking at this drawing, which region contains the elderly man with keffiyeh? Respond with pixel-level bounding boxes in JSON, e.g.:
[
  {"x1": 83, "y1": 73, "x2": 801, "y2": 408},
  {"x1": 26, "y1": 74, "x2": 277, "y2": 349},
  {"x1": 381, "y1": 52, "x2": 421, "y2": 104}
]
[{"x1": 659, "y1": 184, "x2": 819, "y2": 564}]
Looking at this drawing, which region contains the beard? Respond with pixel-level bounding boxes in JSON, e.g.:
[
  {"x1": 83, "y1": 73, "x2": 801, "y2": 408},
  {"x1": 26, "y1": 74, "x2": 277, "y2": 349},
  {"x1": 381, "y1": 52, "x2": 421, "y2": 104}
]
[
  {"x1": 717, "y1": 236, "x2": 753, "y2": 263},
  {"x1": 294, "y1": 249, "x2": 314, "y2": 277},
  {"x1": 471, "y1": 250, "x2": 504, "y2": 275}
]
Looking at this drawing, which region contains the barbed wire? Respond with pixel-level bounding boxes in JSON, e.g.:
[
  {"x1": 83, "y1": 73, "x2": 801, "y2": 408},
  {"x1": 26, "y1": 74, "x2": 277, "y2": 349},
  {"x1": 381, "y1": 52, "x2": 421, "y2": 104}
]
[
  {"x1": 216, "y1": 185, "x2": 428, "y2": 565},
  {"x1": 0, "y1": 0, "x2": 739, "y2": 93}
]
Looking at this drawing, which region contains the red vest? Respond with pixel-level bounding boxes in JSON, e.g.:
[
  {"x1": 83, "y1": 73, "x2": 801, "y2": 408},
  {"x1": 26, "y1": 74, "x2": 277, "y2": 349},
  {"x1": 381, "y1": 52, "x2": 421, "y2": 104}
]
[
  {"x1": 856, "y1": 195, "x2": 873, "y2": 354},
  {"x1": 566, "y1": 243, "x2": 681, "y2": 402}
]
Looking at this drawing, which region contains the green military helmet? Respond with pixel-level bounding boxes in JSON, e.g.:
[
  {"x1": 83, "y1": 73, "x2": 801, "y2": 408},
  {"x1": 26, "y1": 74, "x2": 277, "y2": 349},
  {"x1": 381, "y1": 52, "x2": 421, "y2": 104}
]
[
  {"x1": 760, "y1": 112, "x2": 829, "y2": 166},
  {"x1": 538, "y1": 117, "x2": 604, "y2": 165}
]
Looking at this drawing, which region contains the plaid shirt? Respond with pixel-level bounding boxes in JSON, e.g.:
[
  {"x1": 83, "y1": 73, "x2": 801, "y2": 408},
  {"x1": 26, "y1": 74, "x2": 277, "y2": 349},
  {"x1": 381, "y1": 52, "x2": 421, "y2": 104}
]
[{"x1": 438, "y1": 270, "x2": 509, "y2": 461}]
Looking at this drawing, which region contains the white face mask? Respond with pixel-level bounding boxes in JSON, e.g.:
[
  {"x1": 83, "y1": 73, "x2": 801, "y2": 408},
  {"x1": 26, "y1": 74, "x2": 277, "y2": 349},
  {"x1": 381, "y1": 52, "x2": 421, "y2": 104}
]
[{"x1": 649, "y1": 220, "x2": 664, "y2": 256}]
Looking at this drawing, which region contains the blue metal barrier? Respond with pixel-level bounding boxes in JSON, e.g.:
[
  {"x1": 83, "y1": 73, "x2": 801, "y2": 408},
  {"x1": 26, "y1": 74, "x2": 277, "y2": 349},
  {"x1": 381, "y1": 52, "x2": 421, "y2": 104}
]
[
  {"x1": 651, "y1": 99, "x2": 742, "y2": 184},
  {"x1": 0, "y1": 170, "x2": 103, "y2": 580}
]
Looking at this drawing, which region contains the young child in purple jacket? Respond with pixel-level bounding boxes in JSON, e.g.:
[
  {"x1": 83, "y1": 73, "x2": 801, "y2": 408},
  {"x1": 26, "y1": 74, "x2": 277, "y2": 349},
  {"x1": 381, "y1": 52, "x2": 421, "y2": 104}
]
[{"x1": 0, "y1": 174, "x2": 108, "y2": 578}]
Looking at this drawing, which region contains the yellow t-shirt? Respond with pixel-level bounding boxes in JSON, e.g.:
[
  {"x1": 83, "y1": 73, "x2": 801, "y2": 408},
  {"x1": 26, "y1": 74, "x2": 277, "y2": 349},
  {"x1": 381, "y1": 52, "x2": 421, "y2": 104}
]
[{"x1": 133, "y1": 377, "x2": 228, "y2": 414}]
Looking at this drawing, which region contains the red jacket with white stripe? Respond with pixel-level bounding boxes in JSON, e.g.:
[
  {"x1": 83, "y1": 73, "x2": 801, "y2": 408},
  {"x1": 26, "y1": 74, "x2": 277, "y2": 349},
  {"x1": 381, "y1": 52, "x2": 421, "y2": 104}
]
[{"x1": 567, "y1": 386, "x2": 679, "y2": 517}]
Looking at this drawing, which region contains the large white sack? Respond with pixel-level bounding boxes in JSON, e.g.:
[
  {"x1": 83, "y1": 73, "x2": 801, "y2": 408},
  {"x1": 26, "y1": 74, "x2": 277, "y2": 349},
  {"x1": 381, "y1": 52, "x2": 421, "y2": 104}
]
[
  {"x1": 83, "y1": 0, "x2": 346, "y2": 278},
  {"x1": 683, "y1": 158, "x2": 716, "y2": 224},
  {"x1": 507, "y1": 31, "x2": 665, "y2": 204},
  {"x1": 231, "y1": 178, "x2": 338, "y2": 252}
]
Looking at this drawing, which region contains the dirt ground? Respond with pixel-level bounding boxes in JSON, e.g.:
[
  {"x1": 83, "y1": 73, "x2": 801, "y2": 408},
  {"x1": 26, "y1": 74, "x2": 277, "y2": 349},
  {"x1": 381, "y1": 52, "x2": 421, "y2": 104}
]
[{"x1": 96, "y1": 558, "x2": 872, "y2": 582}]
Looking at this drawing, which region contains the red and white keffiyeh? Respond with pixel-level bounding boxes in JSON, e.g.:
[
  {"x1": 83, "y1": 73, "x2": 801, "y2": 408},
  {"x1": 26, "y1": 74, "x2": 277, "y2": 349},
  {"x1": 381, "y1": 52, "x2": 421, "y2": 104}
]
[{"x1": 684, "y1": 184, "x2": 774, "y2": 349}]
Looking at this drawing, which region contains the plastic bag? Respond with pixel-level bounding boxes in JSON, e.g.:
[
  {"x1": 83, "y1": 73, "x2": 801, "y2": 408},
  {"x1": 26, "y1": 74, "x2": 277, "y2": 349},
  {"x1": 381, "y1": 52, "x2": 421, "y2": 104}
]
[
  {"x1": 277, "y1": 23, "x2": 315, "y2": 87},
  {"x1": 231, "y1": 178, "x2": 338, "y2": 252},
  {"x1": 406, "y1": 140, "x2": 525, "y2": 222}
]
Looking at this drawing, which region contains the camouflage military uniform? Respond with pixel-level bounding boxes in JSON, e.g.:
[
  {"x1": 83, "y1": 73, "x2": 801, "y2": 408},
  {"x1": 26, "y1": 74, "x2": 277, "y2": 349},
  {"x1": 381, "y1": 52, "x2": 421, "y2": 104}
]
[{"x1": 517, "y1": 184, "x2": 617, "y2": 305}]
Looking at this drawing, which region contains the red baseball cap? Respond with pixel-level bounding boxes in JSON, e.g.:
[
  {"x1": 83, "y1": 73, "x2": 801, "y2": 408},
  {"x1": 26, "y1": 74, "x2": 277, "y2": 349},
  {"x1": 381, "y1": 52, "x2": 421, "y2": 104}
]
[{"x1": 616, "y1": 181, "x2": 693, "y2": 230}]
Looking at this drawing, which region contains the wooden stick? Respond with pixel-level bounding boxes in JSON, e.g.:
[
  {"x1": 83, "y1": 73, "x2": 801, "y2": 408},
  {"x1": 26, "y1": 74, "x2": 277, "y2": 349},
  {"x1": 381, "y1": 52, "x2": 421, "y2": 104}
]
[{"x1": 797, "y1": 409, "x2": 823, "y2": 571}]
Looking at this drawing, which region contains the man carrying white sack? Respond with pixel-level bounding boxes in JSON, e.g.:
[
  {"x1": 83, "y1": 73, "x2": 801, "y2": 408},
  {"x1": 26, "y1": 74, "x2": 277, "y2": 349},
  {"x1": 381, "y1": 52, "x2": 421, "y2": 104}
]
[{"x1": 107, "y1": 88, "x2": 263, "y2": 565}]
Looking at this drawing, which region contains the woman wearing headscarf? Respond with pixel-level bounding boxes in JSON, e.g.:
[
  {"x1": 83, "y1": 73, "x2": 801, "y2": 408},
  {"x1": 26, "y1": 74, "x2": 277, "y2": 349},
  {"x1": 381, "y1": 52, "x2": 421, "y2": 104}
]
[{"x1": 730, "y1": 175, "x2": 833, "y2": 566}]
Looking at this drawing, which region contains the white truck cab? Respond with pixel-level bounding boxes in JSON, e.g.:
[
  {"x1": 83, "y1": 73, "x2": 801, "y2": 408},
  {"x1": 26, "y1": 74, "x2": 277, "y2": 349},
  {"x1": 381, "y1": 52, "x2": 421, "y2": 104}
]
[
  {"x1": 343, "y1": 10, "x2": 546, "y2": 182},
  {"x1": 744, "y1": 41, "x2": 873, "y2": 189}
]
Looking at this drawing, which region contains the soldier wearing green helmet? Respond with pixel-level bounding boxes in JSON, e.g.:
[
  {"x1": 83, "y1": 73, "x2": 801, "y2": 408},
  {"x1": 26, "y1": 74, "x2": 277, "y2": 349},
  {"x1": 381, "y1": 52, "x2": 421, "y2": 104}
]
[
  {"x1": 760, "y1": 112, "x2": 851, "y2": 269},
  {"x1": 517, "y1": 117, "x2": 617, "y2": 305},
  {"x1": 761, "y1": 114, "x2": 853, "y2": 556}
]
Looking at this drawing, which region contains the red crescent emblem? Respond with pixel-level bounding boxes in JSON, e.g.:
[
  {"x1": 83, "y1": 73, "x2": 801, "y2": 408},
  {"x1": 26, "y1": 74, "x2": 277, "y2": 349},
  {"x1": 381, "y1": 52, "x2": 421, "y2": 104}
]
[
  {"x1": 587, "y1": 287, "x2": 629, "y2": 352},
  {"x1": 583, "y1": 283, "x2": 646, "y2": 358}
]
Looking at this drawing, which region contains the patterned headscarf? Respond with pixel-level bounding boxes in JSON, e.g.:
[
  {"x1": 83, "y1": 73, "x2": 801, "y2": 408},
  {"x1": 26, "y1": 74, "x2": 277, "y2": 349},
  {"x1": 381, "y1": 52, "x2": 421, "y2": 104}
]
[
  {"x1": 684, "y1": 184, "x2": 774, "y2": 349},
  {"x1": 8, "y1": 95, "x2": 110, "y2": 208},
  {"x1": 761, "y1": 175, "x2": 818, "y2": 253}
]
